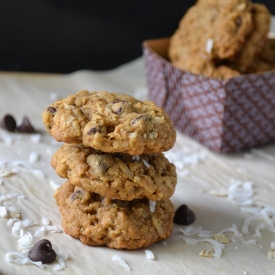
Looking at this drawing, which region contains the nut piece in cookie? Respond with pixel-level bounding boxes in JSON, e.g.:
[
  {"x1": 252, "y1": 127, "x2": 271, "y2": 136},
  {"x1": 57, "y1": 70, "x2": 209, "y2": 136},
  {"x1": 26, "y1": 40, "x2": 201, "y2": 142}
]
[
  {"x1": 51, "y1": 144, "x2": 177, "y2": 201},
  {"x1": 42, "y1": 90, "x2": 176, "y2": 155},
  {"x1": 54, "y1": 182, "x2": 174, "y2": 249}
]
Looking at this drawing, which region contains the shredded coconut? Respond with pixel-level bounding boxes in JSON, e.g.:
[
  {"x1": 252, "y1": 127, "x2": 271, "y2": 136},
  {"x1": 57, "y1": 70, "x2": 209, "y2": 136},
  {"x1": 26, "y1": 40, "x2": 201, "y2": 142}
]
[
  {"x1": 0, "y1": 205, "x2": 8, "y2": 218},
  {"x1": 242, "y1": 239, "x2": 257, "y2": 245},
  {"x1": 141, "y1": 158, "x2": 150, "y2": 168},
  {"x1": 5, "y1": 252, "x2": 43, "y2": 268},
  {"x1": 50, "y1": 180, "x2": 61, "y2": 190},
  {"x1": 30, "y1": 134, "x2": 41, "y2": 143},
  {"x1": 132, "y1": 155, "x2": 140, "y2": 161},
  {"x1": 28, "y1": 152, "x2": 39, "y2": 164},
  {"x1": 112, "y1": 255, "x2": 130, "y2": 270},
  {"x1": 145, "y1": 250, "x2": 155, "y2": 260},
  {"x1": 179, "y1": 226, "x2": 202, "y2": 236},
  {"x1": 149, "y1": 201, "x2": 156, "y2": 213},
  {"x1": 17, "y1": 230, "x2": 34, "y2": 251},
  {"x1": 253, "y1": 223, "x2": 265, "y2": 238},
  {"x1": 205, "y1": 38, "x2": 213, "y2": 53}
]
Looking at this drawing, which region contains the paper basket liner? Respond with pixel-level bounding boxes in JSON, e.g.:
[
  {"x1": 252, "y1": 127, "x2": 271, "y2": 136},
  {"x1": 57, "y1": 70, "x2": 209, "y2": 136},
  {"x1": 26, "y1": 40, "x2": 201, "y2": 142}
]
[{"x1": 142, "y1": 38, "x2": 275, "y2": 153}]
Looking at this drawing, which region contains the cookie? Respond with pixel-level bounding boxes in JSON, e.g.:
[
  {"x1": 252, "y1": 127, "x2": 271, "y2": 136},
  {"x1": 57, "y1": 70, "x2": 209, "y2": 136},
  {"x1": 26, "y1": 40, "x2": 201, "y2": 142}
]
[
  {"x1": 42, "y1": 90, "x2": 176, "y2": 155},
  {"x1": 169, "y1": 0, "x2": 254, "y2": 62},
  {"x1": 52, "y1": 144, "x2": 177, "y2": 201},
  {"x1": 258, "y1": 38, "x2": 275, "y2": 64},
  {"x1": 54, "y1": 181, "x2": 174, "y2": 249},
  {"x1": 173, "y1": 55, "x2": 240, "y2": 79},
  {"x1": 227, "y1": 3, "x2": 271, "y2": 73}
]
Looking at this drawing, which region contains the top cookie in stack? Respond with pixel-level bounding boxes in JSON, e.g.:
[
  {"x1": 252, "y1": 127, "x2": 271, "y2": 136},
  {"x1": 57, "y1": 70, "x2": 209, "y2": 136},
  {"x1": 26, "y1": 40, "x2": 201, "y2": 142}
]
[
  {"x1": 42, "y1": 90, "x2": 177, "y2": 249},
  {"x1": 42, "y1": 90, "x2": 176, "y2": 155},
  {"x1": 168, "y1": 0, "x2": 272, "y2": 79}
]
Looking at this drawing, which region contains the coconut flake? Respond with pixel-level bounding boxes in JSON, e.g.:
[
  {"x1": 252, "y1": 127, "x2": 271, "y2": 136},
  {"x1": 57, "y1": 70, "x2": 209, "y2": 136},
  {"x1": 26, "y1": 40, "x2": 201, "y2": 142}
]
[
  {"x1": 17, "y1": 230, "x2": 34, "y2": 251},
  {"x1": 260, "y1": 207, "x2": 275, "y2": 226},
  {"x1": 5, "y1": 252, "x2": 43, "y2": 268},
  {"x1": 42, "y1": 217, "x2": 50, "y2": 225},
  {"x1": 30, "y1": 133, "x2": 41, "y2": 143},
  {"x1": 50, "y1": 180, "x2": 61, "y2": 190},
  {"x1": 179, "y1": 226, "x2": 202, "y2": 236},
  {"x1": 0, "y1": 169, "x2": 16, "y2": 177},
  {"x1": 29, "y1": 152, "x2": 39, "y2": 164},
  {"x1": 132, "y1": 155, "x2": 140, "y2": 161},
  {"x1": 209, "y1": 188, "x2": 228, "y2": 197},
  {"x1": 52, "y1": 247, "x2": 68, "y2": 271},
  {"x1": 242, "y1": 216, "x2": 260, "y2": 234},
  {"x1": 219, "y1": 224, "x2": 243, "y2": 237},
  {"x1": 242, "y1": 239, "x2": 257, "y2": 245},
  {"x1": 145, "y1": 250, "x2": 155, "y2": 260},
  {"x1": 228, "y1": 180, "x2": 254, "y2": 205},
  {"x1": 206, "y1": 38, "x2": 213, "y2": 53},
  {"x1": 0, "y1": 205, "x2": 8, "y2": 218},
  {"x1": 112, "y1": 255, "x2": 130, "y2": 270},
  {"x1": 198, "y1": 231, "x2": 214, "y2": 238},
  {"x1": 182, "y1": 236, "x2": 199, "y2": 245},
  {"x1": 253, "y1": 223, "x2": 265, "y2": 238},
  {"x1": 12, "y1": 219, "x2": 36, "y2": 236},
  {"x1": 7, "y1": 192, "x2": 21, "y2": 199},
  {"x1": 141, "y1": 158, "x2": 150, "y2": 168},
  {"x1": 149, "y1": 201, "x2": 156, "y2": 213}
]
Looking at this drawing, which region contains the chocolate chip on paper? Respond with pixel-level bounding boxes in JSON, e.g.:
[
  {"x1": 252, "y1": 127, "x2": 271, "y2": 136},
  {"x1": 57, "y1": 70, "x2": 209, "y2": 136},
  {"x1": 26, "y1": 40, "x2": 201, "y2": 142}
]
[
  {"x1": 173, "y1": 204, "x2": 196, "y2": 225},
  {"x1": 0, "y1": 114, "x2": 17, "y2": 132},
  {"x1": 17, "y1": 116, "x2": 36, "y2": 133},
  {"x1": 28, "y1": 239, "x2": 56, "y2": 264}
]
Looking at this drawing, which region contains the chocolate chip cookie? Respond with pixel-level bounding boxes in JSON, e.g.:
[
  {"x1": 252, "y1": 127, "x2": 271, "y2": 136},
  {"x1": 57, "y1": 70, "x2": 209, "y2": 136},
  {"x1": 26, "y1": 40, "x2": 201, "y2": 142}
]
[
  {"x1": 169, "y1": 0, "x2": 254, "y2": 62},
  {"x1": 227, "y1": 3, "x2": 271, "y2": 73},
  {"x1": 173, "y1": 55, "x2": 240, "y2": 79},
  {"x1": 52, "y1": 144, "x2": 177, "y2": 201},
  {"x1": 42, "y1": 90, "x2": 176, "y2": 155},
  {"x1": 54, "y1": 181, "x2": 174, "y2": 249}
]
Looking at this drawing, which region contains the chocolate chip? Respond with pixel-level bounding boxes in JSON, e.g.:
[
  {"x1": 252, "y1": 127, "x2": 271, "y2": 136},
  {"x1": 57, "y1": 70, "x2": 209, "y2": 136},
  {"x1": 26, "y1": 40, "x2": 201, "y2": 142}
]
[
  {"x1": 47, "y1": 107, "x2": 56, "y2": 114},
  {"x1": 236, "y1": 17, "x2": 242, "y2": 27},
  {"x1": 131, "y1": 115, "x2": 144, "y2": 124},
  {"x1": 173, "y1": 204, "x2": 195, "y2": 225},
  {"x1": 87, "y1": 127, "x2": 98, "y2": 135},
  {"x1": 17, "y1": 116, "x2": 36, "y2": 133},
  {"x1": 114, "y1": 106, "x2": 122, "y2": 114},
  {"x1": 28, "y1": 239, "x2": 56, "y2": 264},
  {"x1": 0, "y1": 114, "x2": 17, "y2": 132},
  {"x1": 112, "y1": 100, "x2": 128, "y2": 104}
]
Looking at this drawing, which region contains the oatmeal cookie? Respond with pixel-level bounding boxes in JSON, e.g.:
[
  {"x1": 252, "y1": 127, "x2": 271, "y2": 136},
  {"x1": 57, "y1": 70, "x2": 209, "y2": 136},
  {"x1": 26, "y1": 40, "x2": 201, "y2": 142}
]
[
  {"x1": 54, "y1": 181, "x2": 174, "y2": 249},
  {"x1": 42, "y1": 90, "x2": 176, "y2": 155},
  {"x1": 228, "y1": 3, "x2": 271, "y2": 73},
  {"x1": 173, "y1": 55, "x2": 240, "y2": 79},
  {"x1": 258, "y1": 38, "x2": 275, "y2": 64},
  {"x1": 169, "y1": 0, "x2": 254, "y2": 62},
  {"x1": 52, "y1": 144, "x2": 177, "y2": 201}
]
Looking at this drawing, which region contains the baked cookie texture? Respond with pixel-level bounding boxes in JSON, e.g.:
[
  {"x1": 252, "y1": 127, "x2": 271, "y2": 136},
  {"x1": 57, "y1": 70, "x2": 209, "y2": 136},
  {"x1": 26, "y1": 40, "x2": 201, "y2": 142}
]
[
  {"x1": 52, "y1": 144, "x2": 177, "y2": 201},
  {"x1": 168, "y1": 0, "x2": 271, "y2": 79},
  {"x1": 42, "y1": 90, "x2": 176, "y2": 155},
  {"x1": 54, "y1": 181, "x2": 174, "y2": 249}
]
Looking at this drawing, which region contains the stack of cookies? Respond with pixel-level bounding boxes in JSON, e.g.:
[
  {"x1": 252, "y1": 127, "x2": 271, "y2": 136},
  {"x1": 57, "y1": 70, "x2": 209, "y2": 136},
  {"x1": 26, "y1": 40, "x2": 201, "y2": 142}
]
[
  {"x1": 169, "y1": 0, "x2": 273, "y2": 79},
  {"x1": 42, "y1": 90, "x2": 177, "y2": 249}
]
